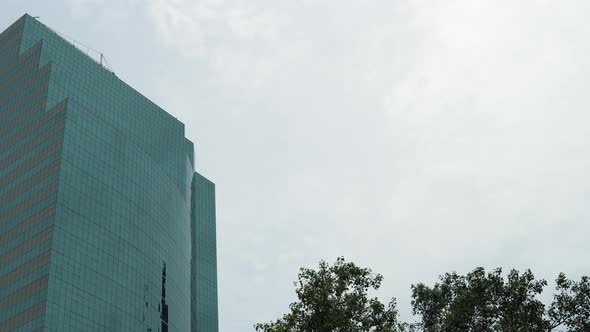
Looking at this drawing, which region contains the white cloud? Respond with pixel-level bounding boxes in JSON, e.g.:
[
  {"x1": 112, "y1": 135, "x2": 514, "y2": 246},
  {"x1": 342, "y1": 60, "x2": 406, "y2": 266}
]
[
  {"x1": 379, "y1": 1, "x2": 590, "y2": 308},
  {"x1": 66, "y1": 0, "x2": 106, "y2": 18},
  {"x1": 146, "y1": 0, "x2": 292, "y2": 92}
]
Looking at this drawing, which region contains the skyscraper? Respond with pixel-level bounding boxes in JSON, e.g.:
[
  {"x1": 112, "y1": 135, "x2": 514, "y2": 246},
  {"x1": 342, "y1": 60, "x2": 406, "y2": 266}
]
[{"x1": 0, "y1": 14, "x2": 218, "y2": 332}]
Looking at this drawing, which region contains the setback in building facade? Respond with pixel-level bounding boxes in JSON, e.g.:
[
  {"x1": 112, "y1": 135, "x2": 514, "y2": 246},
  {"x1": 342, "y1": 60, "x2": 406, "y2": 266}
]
[{"x1": 0, "y1": 14, "x2": 218, "y2": 331}]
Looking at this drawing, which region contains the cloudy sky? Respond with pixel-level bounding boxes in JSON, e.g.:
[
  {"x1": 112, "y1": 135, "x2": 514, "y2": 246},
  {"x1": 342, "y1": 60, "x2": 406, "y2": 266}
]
[{"x1": 3, "y1": 0, "x2": 590, "y2": 330}]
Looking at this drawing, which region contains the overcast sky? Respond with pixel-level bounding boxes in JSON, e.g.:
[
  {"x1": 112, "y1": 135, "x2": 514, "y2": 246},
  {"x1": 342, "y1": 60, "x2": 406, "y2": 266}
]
[{"x1": 3, "y1": 1, "x2": 590, "y2": 330}]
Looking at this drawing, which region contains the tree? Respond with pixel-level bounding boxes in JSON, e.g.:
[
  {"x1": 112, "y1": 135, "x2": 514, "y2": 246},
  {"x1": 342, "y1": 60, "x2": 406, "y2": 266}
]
[
  {"x1": 254, "y1": 257, "x2": 404, "y2": 332},
  {"x1": 257, "y1": 259, "x2": 590, "y2": 332},
  {"x1": 410, "y1": 268, "x2": 590, "y2": 332},
  {"x1": 548, "y1": 273, "x2": 590, "y2": 331}
]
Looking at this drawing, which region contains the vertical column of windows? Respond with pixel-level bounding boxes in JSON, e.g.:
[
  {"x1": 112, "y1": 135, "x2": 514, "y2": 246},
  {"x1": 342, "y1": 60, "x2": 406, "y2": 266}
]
[
  {"x1": 191, "y1": 173, "x2": 219, "y2": 332},
  {"x1": 0, "y1": 17, "x2": 66, "y2": 332}
]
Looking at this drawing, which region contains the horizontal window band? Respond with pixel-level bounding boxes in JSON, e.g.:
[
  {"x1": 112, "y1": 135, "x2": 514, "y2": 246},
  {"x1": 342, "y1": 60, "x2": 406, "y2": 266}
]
[
  {"x1": 0, "y1": 275, "x2": 48, "y2": 310},
  {"x1": 0, "y1": 122, "x2": 64, "y2": 170},
  {"x1": 0, "y1": 59, "x2": 48, "y2": 105},
  {"x1": 0, "y1": 159, "x2": 59, "y2": 203},
  {"x1": 0, "y1": 112, "x2": 66, "y2": 156},
  {"x1": 0, "y1": 301, "x2": 45, "y2": 331},
  {"x1": 0, "y1": 139, "x2": 63, "y2": 187},
  {"x1": 0, "y1": 251, "x2": 50, "y2": 289},
  {"x1": 0, "y1": 40, "x2": 42, "y2": 79},
  {"x1": 0, "y1": 227, "x2": 53, "y2": 268},
  {"x1": 0, "y1": 204, "x2": 55, "y2": 248},
  {"x1": 0, "y1": 183, "x2": 58, "y2": 227}
]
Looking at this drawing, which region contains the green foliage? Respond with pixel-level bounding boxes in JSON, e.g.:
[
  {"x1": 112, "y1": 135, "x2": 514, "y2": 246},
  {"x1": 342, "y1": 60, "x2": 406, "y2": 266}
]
[
  {"x1": 410, "y1": 268, "x2": 549, "y2": 332},
  {"x1": 548, "y1": 273, "x2": 590, "y2": 331},
  {"x1": 411, "y1": 268, "x2": 590, "y2": 332},
  {"x1": 254, "y1": 257, "x2": 404, "y2": 332},
  {"x1": 257, "y1": 260, "x2": 590, "y2": 332}
]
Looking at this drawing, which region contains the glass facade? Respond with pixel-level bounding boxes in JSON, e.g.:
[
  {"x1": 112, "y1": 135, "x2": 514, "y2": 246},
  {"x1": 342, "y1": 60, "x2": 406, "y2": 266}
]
[
  {"x1": 192, "y1": 173, "x2": 218, "y2": 332},
  {"x1": 0, "y1": 14, "x2": 218, "y2": 332}
]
